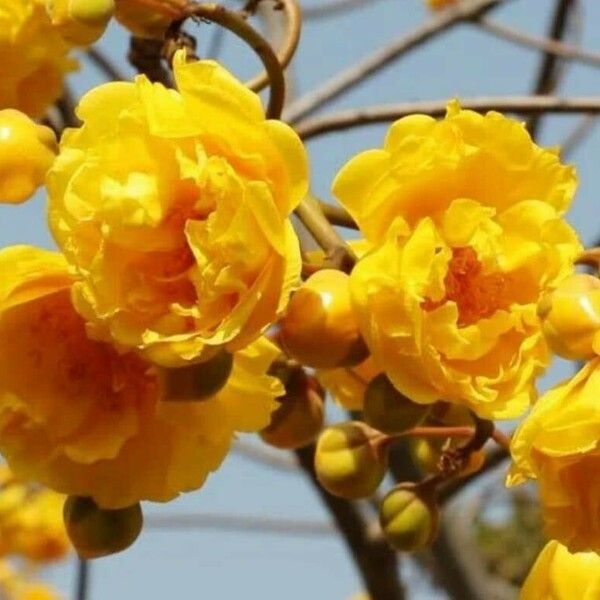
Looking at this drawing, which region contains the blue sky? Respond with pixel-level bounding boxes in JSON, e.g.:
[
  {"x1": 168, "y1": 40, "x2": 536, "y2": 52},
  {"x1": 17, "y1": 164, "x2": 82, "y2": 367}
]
[{"x1": 2, "y1": 1, "x2": 600, "y2": 598}]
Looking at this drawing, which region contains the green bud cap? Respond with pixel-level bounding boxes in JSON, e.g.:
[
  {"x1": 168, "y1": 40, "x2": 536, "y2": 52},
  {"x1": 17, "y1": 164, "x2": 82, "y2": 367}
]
[
  {"x1": 64, "y1": 496, "x2": 143, "y2": 559},
  {"x1": 364, "y1": 374, "x2": 430, "y2": 434},
  {"x1": 159, "y1": 349, "x2": 233, "y2": 401},
  {"x1": 261, "y1": 369, "x2": 325, "y2": 450},
  {"x1": 315, "y1": 421, "x2": 386, "y2": 500},
  {"x1": 379, "y1": 483, "x2": 439, "y2": 553}
]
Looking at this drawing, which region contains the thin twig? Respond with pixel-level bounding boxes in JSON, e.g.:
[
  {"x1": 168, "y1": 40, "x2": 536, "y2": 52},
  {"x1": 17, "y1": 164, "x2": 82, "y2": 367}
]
[
  {"x1": 283, "y1": 0, "x2": 506, "y2": 124},
  {"x1": 560, "y1": 114, "x2": 598, "y2": 157},
  {"x1": 477, "y1": 16, "x2": 600, "y2": 69},
  {"x1": 526, "y1": 0, "x2": 578, "y2": 138},
  {"x1": 75, "y1": 558, "x2": 89, "y2": 600},
  {"x1": 55, "y1": 88, "x2": 79, "y2": 129},
  {"x1": 303, "y1": 0, "x2": 378, "y2": 19},
  {"x1": 295, "y1": 445, "x2": 405, "y2": 600},
  {"x1": 319, "y1": 202, "x2": 358, "y2": 229},
  {"x1": 129, "y1": 36, "x2": 173, "y2": 86},
  {"x1": 233, "y1": 440, "x2": 299, "y2": 471},
  {"x1": 295, "y1": 95, "x2": 600, "y2": 140},
  {"x1": 86, "y1": 47, "x2": 128, "y2": 81},
  {"x1": 145, "y1": 512, "x2": 334, "y2": 536},
  {"x1": 178, "y1": 2, "x2": 287, "y2": 117}
]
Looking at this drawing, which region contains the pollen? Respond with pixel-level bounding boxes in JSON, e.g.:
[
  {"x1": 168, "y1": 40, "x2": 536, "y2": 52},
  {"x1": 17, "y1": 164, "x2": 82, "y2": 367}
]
[{"x1": 422, "y1": 246, "x2": 508, "y2": 326}]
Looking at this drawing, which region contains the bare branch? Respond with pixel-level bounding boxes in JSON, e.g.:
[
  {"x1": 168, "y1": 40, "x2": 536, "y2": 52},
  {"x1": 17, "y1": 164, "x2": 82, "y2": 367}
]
[
  {"x1": 560, "y1": 114, "x2": 598, "y2": 157},
  {"x1": 526, "y1": 0, "x2": 578, "y2": 138},
  {"x1": 283, "y1": 0, "x2": 506, "y2": 124},
  {"x1": 145, "y1": 512, "x2": 334, "y2": 536},
  {"x1": 477, "y1": 16, "x2": 600, "y2": 69},
  {"x1": 86, "y1": 47, "x2": 128, "y2": 81},
  {"x1": 296, "y1": 95, "x2": 600, "y2": 140}
]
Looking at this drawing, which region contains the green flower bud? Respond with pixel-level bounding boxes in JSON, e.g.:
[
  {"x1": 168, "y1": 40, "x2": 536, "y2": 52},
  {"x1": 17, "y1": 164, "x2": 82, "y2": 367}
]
[
  {"x1": 261, "y1": 369, "x2": 325, "y2": 450},
  {"x1": 379, "y1": 483, "x2": 439, "y2": 552},
  {"x1": 47, "y1": 0, "x2": 114, "y2": 46},
  {"x1": 158, "y1": 349, "x2": 233, "y2": 401},
  {"x1": 364, "y1": 374, "x2": 430, "y2": 434},
  {"x1": 315, "y1": 422, "x2": 387, "y2": 499},
  {"x1": 64, "y1": 496, "x2": 143, "y2": 559}
]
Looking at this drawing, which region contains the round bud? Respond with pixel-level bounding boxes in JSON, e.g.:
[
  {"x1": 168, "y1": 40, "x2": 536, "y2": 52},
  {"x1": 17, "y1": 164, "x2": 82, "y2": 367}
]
[
  {"x1": 315, "y1": 422, "x2": 386, "y2": 499},
  {"x1": 279, "y1": 269, "x2": 369, "y2": 369},
  {"x1": 63, "y1": 496, "x2": 143, "y2": 559},
  {"x1": 0, "y1": 110, "x2": 57, "y2": 204},
  {"x1": 364, "y1": 374, "x2": 430, "y2": 434},
  {"x1": 47, "y1": 0, "x2": 114, "y2": 46},
  {"x1": 537, "y1": 273, "x2": 600, "y2": 360},
  {"x1": 410, "y1": 435, "x2": 485, "y2": 478},
  {"x1": 379, "y1": 483, "x2": 439, "y2": 553},
  {"x1": 158, "y1": 349, "x2": 233, "y2": 401},
  {"x1": 260, "y1": 369, "x2": 325, "y2": 450}
]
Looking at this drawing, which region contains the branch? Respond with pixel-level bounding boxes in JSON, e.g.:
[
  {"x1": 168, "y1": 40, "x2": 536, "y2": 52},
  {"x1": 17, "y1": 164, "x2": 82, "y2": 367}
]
[
  {"x1": 129, "y1": 36, "x2": 173, "y2": 86},
  {"x1": 295, "y1": 95, "x2": 600, "y2": 140},
  {"x1": 177, "y1": 2, "x2": 287, "y2": 117},
  {"x1": 319, "y1": 202, "x2": 358, "y2": 229},
  {"x1": 476, "y1": 15, "x2": 600, "y2": 69},
  {"x1": 86, "y1": 47, "x2": 128, "y2": 81},
  {"x1": 283, "y1": 0, "x2": 506, "y2": 124},
  {"x1": 560, "y1": 114, "x2": 598, "y2": 157},
  {"x1": 145, "y1": 512, "x2": 334, "y2": 536},
  {"x1": 75, "y1": 558, "x2": 90, "y2": 600},
  {"x1": 526, "y1": 0, "x2": 578, "y2": 138},
  {"x1": 295, "y1": 445, "x2": 404, "y2": 600}
]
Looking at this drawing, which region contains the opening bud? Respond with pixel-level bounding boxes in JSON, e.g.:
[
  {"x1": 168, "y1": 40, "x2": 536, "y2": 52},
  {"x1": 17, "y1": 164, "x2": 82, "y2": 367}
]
[
  {"x1": 379, "y1": 482, "x2": 439, "y2": 553},
  {"x1": 260, "y1": 368, "x2": 325, "y2": 450},
  {"x1": 279, "y1": 269, "x2": 369, "y2": 369},
  {"x1": 537, "y1": 273, "x2": 600, "y2": 360},
  {"x1": 47, "y1": 0, "x2": 114, "y2": 46},
  {"x1": 158, "y1": 349, "x2": 233, "y2": 401},
  {"x1": 64, "y1": 496, "x2": 143, "y2": 559},
  {"x1": 364, "y1": 374, "x2": 430, "y2": 434},
  {"x1": 315, "y1": 421, "x2": 387, "y2": 499}
]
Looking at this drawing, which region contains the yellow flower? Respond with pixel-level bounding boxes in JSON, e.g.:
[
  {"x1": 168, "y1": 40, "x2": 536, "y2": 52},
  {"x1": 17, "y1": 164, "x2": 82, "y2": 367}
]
[
  {"x1": 0, "y1": 559, "x2": 63, "y2": 600},
  {"x1": 0, "y1": 110, "x2": 57, "y2": 204},
  {"x1": 520, "y1": 540, "x2": 600, "y2": 600},
  {"x1": 334, "y1": 102, "x2": 580, "y2": 419},
  {"x1": 48, "y1": 50, "x2": 307, "y2": 367},
  {"x1": 0, "y1": 467, "x2": 70, "y2": 562},
  {"x1": 114, "y1": 0, "x2": 184, "y2": 38},
  {"x1": 0, "y1": 246, "x2": 283, "y2": 509},
  {"x1": 46, "y1": 0, "x2": 114, "y2": 46},
  {"x1": 508, "y1": 359, "x2": 600, "y2": 553},
  {"x1": 0, "y1": 0, "x2": 77, "y2": 117},
  {"x1": 316, "y1": 356, "x2": 379, "y2": 411}
]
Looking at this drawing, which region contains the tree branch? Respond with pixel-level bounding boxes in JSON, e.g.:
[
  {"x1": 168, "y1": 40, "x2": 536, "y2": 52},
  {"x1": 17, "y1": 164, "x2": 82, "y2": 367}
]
[
  {"x1": 295, "y1": 95, "x2": 600, "y2": 140},
  {"x1": 283, "y1": 0, "x2": 506, "y2": 124},
  {"x1": 295, "y1": 445, "x2": 404, "y2": 600}
]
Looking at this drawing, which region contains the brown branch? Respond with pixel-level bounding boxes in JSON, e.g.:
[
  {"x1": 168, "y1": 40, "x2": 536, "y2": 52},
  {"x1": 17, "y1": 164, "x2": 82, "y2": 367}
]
[
  {"x1": 145, "y1": 511, "x2": 334, "y2": 536},
  {"x1": 177, "y1": 2, "x2": 286, "y2": 117},
  {"x1": 319, "y1": 202, "x2": 358, "y2": 229},
  {"x1": 129, "y1": 36, "x2": 173, "y2": 86},
  {"x1": 233, "y1": 440, "x2": 299, "y2": 472},
  {"x1": 294, "y1": 194, "x2": 356, "y2": 272},
  {"x1": 303, "y1": 0, "x2": 380, "y2": 19},
  {"x1": 86, "y1": 47, "x2": 128, "y2": 81},
  {"x1": 56, "y1": 87, "x2": 79, "y2": 129},
  {"x1": 476, "y1": 15, "x2": 600, "y2": 69},
  {"x1": 295, "y1": 96, "x2": 600, "y2": 140},
  {"x1": 526, "y1": 0, "x2": 578, "y2": 138},
  {"x1": 243, "y1": 0, "x2": 302, "y2": 92},
  {"x1": 295, "y1": 445, "x2": 404, "y2": 600},
  {"x1": 283, "y1": 0, "x2": 505, "y2": 124},
  {"x1": 560, "y1": 114, "x2": 598, "y2": 157}
]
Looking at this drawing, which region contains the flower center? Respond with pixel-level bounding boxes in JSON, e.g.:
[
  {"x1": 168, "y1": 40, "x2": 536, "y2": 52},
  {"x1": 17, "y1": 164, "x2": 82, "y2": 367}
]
[{"x1": 422, "y1": 246, "x2": 507, "y2": 326}]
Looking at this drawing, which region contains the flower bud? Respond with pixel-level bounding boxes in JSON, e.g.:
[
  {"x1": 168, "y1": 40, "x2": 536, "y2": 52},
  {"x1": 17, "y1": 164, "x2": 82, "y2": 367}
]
[
  {"x1": 0, "y1": 110, "x2": 57, "y2": 204},
  {"x1": 279, "y1": 269, "x2": 369, "y2": 369},
  {"x1": 364, "y1": 374, "x2": 430, "y2": 434},
  {"x1": 315, "y1": 422, "x2": 386, "y2": 499},
  {"x1": 537, "y1": 273, "x2": 600, "y2": 360},
  {"x1": 46, "y1": 0, "x2": 114, "y2": 46},
  {"x1": 63, "y1": 496, "x2": 143, "y2": 559},
  {"x1": 260, "y1": 369, "x2": 325, "y2": 450},
  {"x1": 158, "y1": 349, "x2": 233, "y2": 401},
  {"x1": 379, "y1": 483, "x2": 439, "y2": 552}
]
